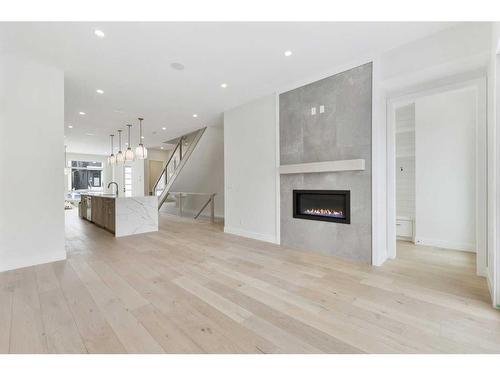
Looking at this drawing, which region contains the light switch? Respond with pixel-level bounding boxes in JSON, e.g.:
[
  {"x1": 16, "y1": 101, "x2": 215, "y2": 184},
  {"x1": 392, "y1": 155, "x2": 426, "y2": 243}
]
[
  {"x1": 311, "y1": 107, "x2": 316, "y2": 115},
  {"x1": 319, "y1": 105, "x2": 325, "y2": 113}
]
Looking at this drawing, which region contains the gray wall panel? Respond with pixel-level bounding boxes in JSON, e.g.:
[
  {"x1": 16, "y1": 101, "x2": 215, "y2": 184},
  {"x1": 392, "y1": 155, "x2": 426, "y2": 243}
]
[{"x1": 279, "y1": 62, "x2": 372, "y2": 263}]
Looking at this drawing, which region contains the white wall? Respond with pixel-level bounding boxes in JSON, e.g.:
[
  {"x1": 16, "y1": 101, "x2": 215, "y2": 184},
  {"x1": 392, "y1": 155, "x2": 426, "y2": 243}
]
[
  {"x1": 131, "y1": 159, "x2": 145, "y2": 196},
  {"x1": 395, "y1": 104, "x2": 416, "y2": 218},
  {"x1": 495, "y1": 24, "x2": 500, "y2": 308},
  {"x1": 148, "y1": 149, "x2": 170, "y2": 161},
  {"x1": 224, "y1": 95, "x2": 278, "y2": 243},
  {"x1": 110, "y1": 160, "x2": 145, "y2": 197},
  {"x1": 381, "y1": 22, "x2": 491, "y2": 91},
  {"x1": 414, "y1": 87, "x2": 477, "y2": 251},
  {"x1": 0, "y1": 53, "x2": 65, "y2": 272},
  {"x1": 167, "y1": 125, "x2": 225, "y2": 218},
  {"x1": 487, "y1": 22, "x2": 500, "y2": 307}
]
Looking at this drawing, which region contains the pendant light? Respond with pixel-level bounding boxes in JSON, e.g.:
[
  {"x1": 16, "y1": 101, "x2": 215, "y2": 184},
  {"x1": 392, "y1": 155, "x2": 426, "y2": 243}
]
[
  {"x1": 64, "y1": 146, "x2": 71, "y2": 175},
  {"x1": 108, "y1": 134, "x2": 116, "y2": 164},
  {"x1": 116, "y1": 129, "x2": 125, "y2": 163},
  {"x1": 135, "y1": 117, "x2": 148, "y2": 159},
  {"x1": 125, "y1": 124, "x2": 135, "y2": 161}
]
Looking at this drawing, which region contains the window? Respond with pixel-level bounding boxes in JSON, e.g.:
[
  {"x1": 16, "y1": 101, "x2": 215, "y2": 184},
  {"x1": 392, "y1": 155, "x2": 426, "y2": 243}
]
[
  {"x1": 124, "y1": 166, "x2": 132, "y2": 197},
  {"x1": 70, "y1": 160, "x2": 103, "y2": 191},
  {"x1": 71, "y1": 161, "x2": 102, "y2": 169}
]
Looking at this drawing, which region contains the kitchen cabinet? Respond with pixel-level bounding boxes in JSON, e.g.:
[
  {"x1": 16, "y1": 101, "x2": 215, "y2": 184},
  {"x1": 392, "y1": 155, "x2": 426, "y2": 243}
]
[{"x1": 82, "y1": 194, "x2": 116, "y2": 234}]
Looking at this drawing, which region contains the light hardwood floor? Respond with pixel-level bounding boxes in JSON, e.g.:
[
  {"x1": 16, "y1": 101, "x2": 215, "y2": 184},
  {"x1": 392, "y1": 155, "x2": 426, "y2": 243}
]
[{"x1": 1, "y1": 209, "x2": 499, "y2": 353}]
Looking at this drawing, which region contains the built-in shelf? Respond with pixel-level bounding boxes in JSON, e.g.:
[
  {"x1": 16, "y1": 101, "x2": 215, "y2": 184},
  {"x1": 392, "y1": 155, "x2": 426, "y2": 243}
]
[{"x1": 279, "y1": 159, "x2": 365, "y2": 175}]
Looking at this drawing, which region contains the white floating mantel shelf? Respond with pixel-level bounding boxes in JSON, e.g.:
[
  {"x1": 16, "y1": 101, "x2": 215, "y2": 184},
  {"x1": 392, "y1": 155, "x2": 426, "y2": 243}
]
[{"x1": 279, "y1": 159, "x2": 365, "y2": 175}]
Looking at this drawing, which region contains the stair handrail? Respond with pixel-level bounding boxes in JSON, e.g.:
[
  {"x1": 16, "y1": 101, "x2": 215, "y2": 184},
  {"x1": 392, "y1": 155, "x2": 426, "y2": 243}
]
[
  {"x1": 168, "y1": 192, "x2": 216, "y2": 223},
  {"x1": 155, "y1": 127, "x2": 207, "y2": 209},
  {"x1": 152, "y1": 138, "x2": 182, "y2": 195}
]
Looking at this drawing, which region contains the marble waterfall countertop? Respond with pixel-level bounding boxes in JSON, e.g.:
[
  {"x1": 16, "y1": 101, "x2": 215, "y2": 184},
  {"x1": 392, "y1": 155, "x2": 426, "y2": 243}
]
[
  {"x1": 80, "y1": 193, "x2": 158, "y2": 237},
  {"x1": 79, "y1": 191, "x2": 119, "y2": 198},
  {"x1": 114, "y1": 195, "x2": 158, "y2": 237}
]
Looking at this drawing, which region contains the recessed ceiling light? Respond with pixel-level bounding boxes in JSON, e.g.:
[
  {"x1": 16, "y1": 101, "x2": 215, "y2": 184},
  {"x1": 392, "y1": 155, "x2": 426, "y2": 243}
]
[
  {"x1": 96, "y1": 89, "x2": 104, "y2": 94},
  {"x1": 284, "y1": 50, "x2": 293, "y2": 57},
  {"x1": 170, "y1": 62, "x2": 185, "y2": 71},
  {"x1": 220, "y1": 83, "x2": 228, "y2": 88},
  {"x1": 67, "y1": 125, "x2": 73, "y2": 129},
  {"x1": 160, "y1": 147, "x2": 164, "y2": 150},
  {"x1": 86, "y1": 133, "x2": 94, "y2": 136},
  {"x1": 141, "y1": 136, "x2": 144, "y2": 139},
  {"x1": 162, "y1": 127, "x2": 166, "y2": 130},
  {"x1": 192, "y1": 114, "x2": 198, "y2": 118},
  {"x1": 94, "y1": 29, "x2": 105, "y2": 38},
  {"x1": 79, "y1": 111, "x2": 86, "y2": 115}
]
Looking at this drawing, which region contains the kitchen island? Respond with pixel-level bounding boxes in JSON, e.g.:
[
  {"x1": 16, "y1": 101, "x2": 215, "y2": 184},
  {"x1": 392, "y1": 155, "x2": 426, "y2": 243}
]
[{"x1": 79, "y1": 193, "x2": 158, "y2": 237}]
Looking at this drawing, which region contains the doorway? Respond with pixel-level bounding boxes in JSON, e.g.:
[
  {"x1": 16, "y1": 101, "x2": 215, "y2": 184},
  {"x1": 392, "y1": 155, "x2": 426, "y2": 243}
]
[{"x1": 387, "y1": 77, "x2": 487, "y2": 277}]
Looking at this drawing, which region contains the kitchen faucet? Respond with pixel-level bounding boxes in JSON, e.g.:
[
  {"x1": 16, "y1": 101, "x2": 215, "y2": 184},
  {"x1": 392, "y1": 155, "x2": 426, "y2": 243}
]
[{"x1": 108, "y1": 182, "x2": 119, "y2": 196}]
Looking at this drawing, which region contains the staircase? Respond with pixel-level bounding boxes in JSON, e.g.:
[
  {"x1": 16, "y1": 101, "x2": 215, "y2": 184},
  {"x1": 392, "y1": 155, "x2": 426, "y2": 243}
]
[{"x1": 153, "y1": 127, "x2": 206, "y2": 210}]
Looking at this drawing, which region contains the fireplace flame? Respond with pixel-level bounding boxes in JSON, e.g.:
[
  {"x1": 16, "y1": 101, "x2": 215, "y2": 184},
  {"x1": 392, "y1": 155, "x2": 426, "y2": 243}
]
[{"x1": 303, "y1": 208, "x2": 344, "y2": 218}]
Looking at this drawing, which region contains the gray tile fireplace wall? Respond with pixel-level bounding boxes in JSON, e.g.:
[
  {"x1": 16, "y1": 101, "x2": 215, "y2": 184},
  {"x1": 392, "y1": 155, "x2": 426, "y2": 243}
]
[{"x1": 279, "y1": 62, "x2": 372, "y2": 263}]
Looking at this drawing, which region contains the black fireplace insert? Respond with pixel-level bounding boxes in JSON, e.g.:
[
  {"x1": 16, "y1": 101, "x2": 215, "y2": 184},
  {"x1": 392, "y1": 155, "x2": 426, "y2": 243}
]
[{"x1": 293, "y1": 190, "x2": 350, "y2": 224}]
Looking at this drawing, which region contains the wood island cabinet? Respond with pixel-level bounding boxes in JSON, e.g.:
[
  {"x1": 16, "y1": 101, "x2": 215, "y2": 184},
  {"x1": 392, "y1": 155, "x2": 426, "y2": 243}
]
[
  {"x1": 82, "y1": 195, "x2": 116, "y2": 234},
  {"x1": 103, "y1": 198, "x2": 116, "y2": 233}
]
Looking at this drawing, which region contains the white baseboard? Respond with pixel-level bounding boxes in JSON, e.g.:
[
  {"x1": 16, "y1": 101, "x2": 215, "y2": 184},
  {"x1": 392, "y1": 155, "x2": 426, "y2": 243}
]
[
  {"x1": 414, "y1": 237, "x2": 476, "y2": 252},
  {"x1": 485, "y1": 273, "x2": 500, "y2": 309},
  {"x1": 372, "y1": 252, "x2": 389, "y2": 267},
  {"x1": 0, "y1": 252, "x2": 67, "y2": 273},
  {"x1": 224, "y1": 226, "x2": 278, "y2": 244},
  {"x1": 477, "y1": 265, "x2": 487, "y2": 278},
  {"x1": 487, "y1": 270, "x2": 493, "y2": 293}
]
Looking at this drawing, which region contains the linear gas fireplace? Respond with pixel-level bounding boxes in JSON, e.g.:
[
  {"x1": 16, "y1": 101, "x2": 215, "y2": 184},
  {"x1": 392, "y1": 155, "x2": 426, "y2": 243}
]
[{"x1": 293, "y1": 190, "x2": 350, "y2": 224}]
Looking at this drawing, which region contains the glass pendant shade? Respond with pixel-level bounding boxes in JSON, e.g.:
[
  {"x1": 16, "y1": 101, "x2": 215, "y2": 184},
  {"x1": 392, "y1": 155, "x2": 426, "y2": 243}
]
[
  {"x1": 116, "y1": 151, "x2": 125, "y2": 163},
  {"x1": 124, "y1": 124, "x2": 134, "y2": 161},
  {"x1": 108, "y1": 134, "x2": 116, "y2": 165},
  {"x1": 135, "y1": 117, "x2": 148, "y2": 159},
  {"x1": 125, "y1": 148, "x2": 134, "y2": 161},
  {"x1": 116, "y1": 130, "x2": 124, "y2": 163},
  {"x1": 135, "y1": 144, "x2": 148, "y2": 159}
]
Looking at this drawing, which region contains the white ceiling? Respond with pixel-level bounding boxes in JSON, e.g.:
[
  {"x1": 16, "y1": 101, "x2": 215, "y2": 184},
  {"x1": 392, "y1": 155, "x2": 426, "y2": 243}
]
[{"x1": 0, "y1": 22, "x2": 457, "y2": 155}]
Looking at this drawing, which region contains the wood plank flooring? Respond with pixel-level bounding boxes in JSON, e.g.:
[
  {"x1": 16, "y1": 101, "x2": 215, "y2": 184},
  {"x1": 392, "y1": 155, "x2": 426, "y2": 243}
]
[{"x1": 1, "y1": 209, "x2": 499, "y2": 353}]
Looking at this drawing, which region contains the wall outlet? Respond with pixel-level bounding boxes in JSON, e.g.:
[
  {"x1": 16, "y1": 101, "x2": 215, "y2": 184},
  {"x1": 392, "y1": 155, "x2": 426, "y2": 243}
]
[
  {"x1": 319, "y1": 105, "x2": 325, "y2": 113},
  {"x1": 311, "y1": 107, "x2": 316, "y2": 115}
]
